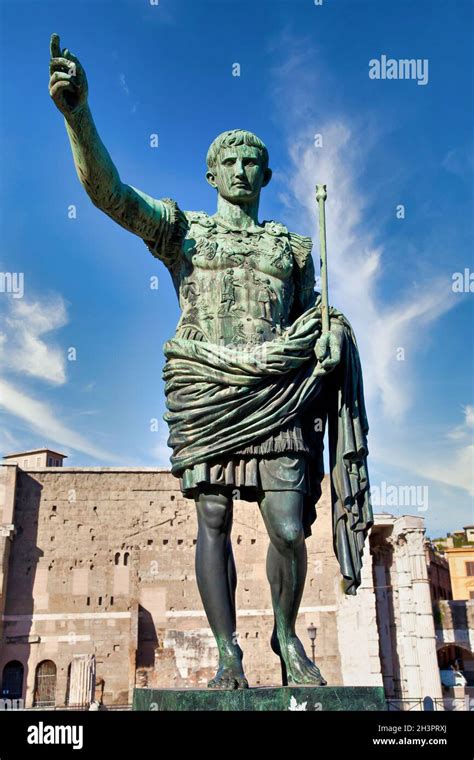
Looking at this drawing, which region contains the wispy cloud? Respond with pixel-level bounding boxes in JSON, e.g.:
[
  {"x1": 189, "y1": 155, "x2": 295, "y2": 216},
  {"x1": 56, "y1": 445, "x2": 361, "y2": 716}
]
[
  {"x1": 442, "y1": 144, "x2": 474, "y2": 179},
  {"x1": 448, "y1": 404, "x2": 474, "y2": 441},
  {"x1": 0, "y1": 426, "x2": 21, "y2": 455},
  {"x1": 0, "y1": 295, "x2": 117, "y2": 463},
  {"x1": 149, "y1": 425, "x2": 172, "y2": 468},
  {"x1": 270, "y1": 42, "x2": 471, "y2": 515},
  {"x1": 283, "y1": 120, "x2": 457, "y2": 419},
  {"x1": 0, "y1": 380, "x2": 117, "y2": 463},
  {"x1": 411, "y1": 441, "x2": 473, "y2": 496},
  {"x1": 119, "y1": 73, "x2": 130, "y2": 97},
  {"x1": 1, "y1": 297, "x2": 67, "y2": 384},
  {"x1": 118, "y1": 72, "x2": 137, "y2": 114},
  {"x1": 373, "y1": 406, "x2": 474, "y2": 498}
]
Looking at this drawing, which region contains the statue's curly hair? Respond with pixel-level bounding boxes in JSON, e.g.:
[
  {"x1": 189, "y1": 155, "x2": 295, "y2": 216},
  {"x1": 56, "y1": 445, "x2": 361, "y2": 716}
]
[{"x1": 206, "y1": 129, "x2": 269, "y2": 171}]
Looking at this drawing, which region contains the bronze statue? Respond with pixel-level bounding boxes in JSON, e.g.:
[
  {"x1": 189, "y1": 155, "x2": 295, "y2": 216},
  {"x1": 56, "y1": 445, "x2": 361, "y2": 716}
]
[{"x1": 49, "y1": 34, "x2": 372, "y2": 690}]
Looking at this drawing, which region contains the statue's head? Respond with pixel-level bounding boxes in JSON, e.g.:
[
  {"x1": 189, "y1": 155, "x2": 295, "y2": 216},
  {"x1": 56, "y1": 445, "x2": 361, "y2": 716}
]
[{"x1": 206, "y1": 129, "x2": 272, "y2": 205}]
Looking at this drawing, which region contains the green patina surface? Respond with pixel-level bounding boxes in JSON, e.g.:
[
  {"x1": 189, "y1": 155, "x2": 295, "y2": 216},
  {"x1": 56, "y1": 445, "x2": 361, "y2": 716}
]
[
  {"x1": 50, "y1": 32, "x2": 374, "y2": 690},
  {"x1": 132, "y1": 686, "x2": 386, "y2": 712}
]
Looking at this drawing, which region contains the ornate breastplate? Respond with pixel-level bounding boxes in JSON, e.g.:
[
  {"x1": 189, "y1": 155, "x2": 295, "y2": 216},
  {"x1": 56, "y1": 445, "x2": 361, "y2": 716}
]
[{"x1": 176, "y1": 214, "x2": 296, "y2": 346}]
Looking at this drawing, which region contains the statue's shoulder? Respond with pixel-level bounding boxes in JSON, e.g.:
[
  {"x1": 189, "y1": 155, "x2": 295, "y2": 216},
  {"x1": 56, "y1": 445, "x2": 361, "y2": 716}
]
[
  {"x1": 263, "y1": 220, "x2": 313, "y2": 270},
  {"x1": 182, "y1": 210, "x2": 216, "y2": 234},
  {"x1": 288, "y1": 230, "x2": 313, "y2": 270},
  {"x1": 158, "y1": 205, "x2": 215, "y2": 238}
]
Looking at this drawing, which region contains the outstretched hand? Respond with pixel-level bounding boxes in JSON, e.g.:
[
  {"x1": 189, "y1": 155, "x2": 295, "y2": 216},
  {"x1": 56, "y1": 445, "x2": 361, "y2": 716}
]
[{"x1": 49, "y1": 34, "x2": 88, "y2": 116}]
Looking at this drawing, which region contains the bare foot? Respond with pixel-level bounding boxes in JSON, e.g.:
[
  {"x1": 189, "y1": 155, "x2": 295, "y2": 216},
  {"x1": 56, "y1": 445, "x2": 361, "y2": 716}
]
[
  {"x1": 271, "y1": 631, "x2": 327, "y2": 686},
  {"x1": 208, "y1": 647, "x2": 249, "y2": 690}
]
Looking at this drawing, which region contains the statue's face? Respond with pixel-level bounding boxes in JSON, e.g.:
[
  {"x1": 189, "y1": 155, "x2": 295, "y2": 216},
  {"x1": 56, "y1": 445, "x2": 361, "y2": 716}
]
[{"x1": 206, "y1": 145, "x2": 272, "y2": 204}]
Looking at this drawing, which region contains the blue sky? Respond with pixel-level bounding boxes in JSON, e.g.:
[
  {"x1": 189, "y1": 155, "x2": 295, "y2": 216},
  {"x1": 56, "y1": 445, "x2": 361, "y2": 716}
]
[{"x1": 0, "y1": 0, "x2": 472, "y2": 537}]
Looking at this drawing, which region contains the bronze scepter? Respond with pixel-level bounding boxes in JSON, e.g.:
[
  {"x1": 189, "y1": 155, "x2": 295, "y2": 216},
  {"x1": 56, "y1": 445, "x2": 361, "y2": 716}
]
[{"x1": 315, "y1": 184, "x2": 330, "y2": 335}]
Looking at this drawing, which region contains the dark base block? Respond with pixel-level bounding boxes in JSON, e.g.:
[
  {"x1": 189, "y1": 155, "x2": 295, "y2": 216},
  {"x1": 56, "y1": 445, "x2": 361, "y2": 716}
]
[{"x1": 133, "y1": 685, "x2": 386, "y2": 711}]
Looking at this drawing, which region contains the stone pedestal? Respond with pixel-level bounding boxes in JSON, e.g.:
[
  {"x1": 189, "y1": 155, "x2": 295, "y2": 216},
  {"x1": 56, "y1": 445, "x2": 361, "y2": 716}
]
[{"x1": 133, "y1": 685, "x2": 386, "y2": 711}]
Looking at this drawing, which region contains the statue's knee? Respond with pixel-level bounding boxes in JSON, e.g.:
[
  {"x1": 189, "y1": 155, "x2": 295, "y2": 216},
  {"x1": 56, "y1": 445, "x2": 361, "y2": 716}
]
[
  {"x1": 262, "y1": 492, "x2": 304, "y2": 550},
  {"x1": 271, "y1": 522, "x2": 304, "y2": 551},
  {"x1": 196, "y1": 491, "x2": 231, "y2": 532}
]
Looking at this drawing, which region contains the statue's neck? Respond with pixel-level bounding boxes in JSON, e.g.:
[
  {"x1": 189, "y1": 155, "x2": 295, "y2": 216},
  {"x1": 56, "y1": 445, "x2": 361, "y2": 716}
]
[{"x1": 215, "y1": 195, "x2": 261, "y2": 230}]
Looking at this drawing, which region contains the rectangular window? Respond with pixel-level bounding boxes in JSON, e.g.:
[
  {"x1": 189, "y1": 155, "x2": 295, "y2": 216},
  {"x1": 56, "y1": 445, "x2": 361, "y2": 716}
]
[{"x1": 466, "y1": 562, "x2": 474, "y2": 576}]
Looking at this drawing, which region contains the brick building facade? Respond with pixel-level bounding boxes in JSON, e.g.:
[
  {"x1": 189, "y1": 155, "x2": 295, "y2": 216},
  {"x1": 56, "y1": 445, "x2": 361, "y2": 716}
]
[{"x1": 0, "y1": 461, "x2": 448, "y2": 708}]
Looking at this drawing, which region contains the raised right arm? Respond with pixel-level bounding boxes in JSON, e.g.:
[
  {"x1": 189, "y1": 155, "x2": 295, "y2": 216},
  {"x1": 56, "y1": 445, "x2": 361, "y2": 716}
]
[{"x1": 49, "y1": 34, "x2": 164, "y2": 241}]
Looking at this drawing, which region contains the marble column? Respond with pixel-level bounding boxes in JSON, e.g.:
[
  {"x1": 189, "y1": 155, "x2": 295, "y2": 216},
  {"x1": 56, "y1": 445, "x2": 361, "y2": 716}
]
[
  {"x1": 389, "y1": 517, "x2": 443, "y2": 707},
  {"x1": 68, "y1": 654, "x2": 96, "y2": 707}
]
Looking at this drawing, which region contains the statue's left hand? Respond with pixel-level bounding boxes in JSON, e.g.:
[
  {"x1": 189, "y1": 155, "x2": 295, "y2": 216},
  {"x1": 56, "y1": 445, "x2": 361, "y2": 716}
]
[{"x1": 314, "y1": 322, "x2": 344, "y2": 375}]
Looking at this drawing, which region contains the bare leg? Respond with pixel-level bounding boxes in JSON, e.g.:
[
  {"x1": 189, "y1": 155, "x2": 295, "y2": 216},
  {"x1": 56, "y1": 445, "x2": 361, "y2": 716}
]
[
  {"x1": 195, "y1": 487, "x2": 248, "y2": 689},
  {"x1": 259, "y1": 490, "x2": 327, "y2": 686}
]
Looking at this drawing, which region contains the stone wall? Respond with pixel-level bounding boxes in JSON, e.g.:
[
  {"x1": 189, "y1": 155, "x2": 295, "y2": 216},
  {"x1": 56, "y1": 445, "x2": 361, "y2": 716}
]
[
  {"x1": 0, "y1": 465, "x2": 383, "y2": 706},
  {"x1": 0, "y1": 464, "x2": 16, "y2": 650}
]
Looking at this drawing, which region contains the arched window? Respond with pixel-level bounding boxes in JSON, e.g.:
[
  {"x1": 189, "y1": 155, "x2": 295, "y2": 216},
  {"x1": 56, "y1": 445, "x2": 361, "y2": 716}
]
[
  {"x1": 1, "y1": 661, "x2": 24, "y2": 700},
  {"x1": 124, "y1": 552, "x2": 130, "y2": 567},
  {"x1": 33, "y1": 660, "x2": 57, "y2": 707},
  {"x1": 114, "y1": 552, "x2": 120, "y2": 566}
]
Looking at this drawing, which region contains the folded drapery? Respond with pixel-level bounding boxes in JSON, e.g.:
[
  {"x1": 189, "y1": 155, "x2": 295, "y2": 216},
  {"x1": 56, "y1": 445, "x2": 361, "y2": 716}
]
[{"x1": 163, "y1": 299, "x2": 373, "y2": 595}]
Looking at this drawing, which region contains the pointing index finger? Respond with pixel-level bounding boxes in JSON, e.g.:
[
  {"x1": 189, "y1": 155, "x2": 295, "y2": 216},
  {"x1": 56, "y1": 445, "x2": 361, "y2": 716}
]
[{"x1": 50, "y1": 33, "x2": 61, "y2": 59}]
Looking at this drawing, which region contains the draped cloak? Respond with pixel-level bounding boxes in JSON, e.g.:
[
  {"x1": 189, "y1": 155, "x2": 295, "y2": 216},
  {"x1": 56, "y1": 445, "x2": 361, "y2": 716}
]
[{"x1": 162, "y1": 298, "x2": 373, "y2": 595}]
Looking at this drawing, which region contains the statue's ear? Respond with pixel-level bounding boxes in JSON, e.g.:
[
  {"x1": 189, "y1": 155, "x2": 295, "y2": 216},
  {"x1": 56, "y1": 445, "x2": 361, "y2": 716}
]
[
  {"x1": 262, "y1": 168, "x2": 272, "y2": 187},
  {"x1": 206, "y1": 171, "x2": 217, "y2": 189}
]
